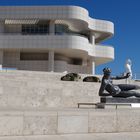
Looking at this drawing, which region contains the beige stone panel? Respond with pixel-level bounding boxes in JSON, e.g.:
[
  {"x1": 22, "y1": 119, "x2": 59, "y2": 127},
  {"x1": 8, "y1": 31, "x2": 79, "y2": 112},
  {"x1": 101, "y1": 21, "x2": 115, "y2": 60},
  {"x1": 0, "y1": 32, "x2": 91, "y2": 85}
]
[
  {"x1": 24, "y1": 111, "x2": 57, "y2": 117},
  {"x1": 89, "y1": 109, "x2": 117, "y2": 133},
  {"x1": 58, "y1": 115, "x2": 88, "y2": 134},
  {"x1": 0, "y1": 71, "x2": 101, "y2": 109},
  {"x1": 0, "y1": 116, "x2": 23, "y2": 136},
  {"x1": 58, "y1": 110, "x2": 88, "y2": 116},
  {"x1": 23, "y1": 115, "x2": 57, "y2": 135},
  {"x1": 117, "y1": 109, "x2": 140, "y2": 132}
]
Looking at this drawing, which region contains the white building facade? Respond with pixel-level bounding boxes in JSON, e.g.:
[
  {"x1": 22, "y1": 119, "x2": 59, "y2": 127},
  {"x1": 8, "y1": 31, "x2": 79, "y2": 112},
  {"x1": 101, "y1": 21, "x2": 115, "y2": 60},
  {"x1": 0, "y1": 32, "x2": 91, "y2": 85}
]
[{"x1": 0, "y1": 6, "x2": 114, "y2": 74}]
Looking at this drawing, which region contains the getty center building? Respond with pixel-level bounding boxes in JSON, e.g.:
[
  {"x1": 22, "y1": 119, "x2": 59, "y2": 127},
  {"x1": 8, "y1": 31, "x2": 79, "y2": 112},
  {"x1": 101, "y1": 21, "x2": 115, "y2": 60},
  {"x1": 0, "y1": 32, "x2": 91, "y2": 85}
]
[{"x1": 0, "y1": 6, "x2": 114, "y2": 74}]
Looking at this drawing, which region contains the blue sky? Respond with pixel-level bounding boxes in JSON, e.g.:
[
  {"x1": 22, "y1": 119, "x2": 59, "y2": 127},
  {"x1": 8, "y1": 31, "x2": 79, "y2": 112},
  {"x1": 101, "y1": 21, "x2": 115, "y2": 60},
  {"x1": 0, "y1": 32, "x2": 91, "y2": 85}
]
[{"x1": 0, "y1": 0, "x2": 140, "y2": 76}]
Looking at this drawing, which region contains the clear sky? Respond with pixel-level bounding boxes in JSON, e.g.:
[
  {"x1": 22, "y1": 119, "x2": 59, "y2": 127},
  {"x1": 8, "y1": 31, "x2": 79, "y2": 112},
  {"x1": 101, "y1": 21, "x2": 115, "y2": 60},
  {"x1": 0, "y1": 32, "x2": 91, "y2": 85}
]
[{"x1": 0, "y1": 0, "x2": 140, "y2": 76}]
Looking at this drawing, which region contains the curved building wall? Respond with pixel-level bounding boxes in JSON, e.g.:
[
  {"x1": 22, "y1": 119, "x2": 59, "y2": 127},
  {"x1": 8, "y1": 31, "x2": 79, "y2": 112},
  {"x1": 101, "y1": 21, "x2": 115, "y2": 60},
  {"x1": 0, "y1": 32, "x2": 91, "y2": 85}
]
[
  {"x1": 0, "y1": 6, "x2": 114, "y2": 74},
  {"x1": 0, "y1": 6, "x2": 114, "y2": 41},
  {"x1": 0, "y1": 35, "x2": 95, "y2": 56}
]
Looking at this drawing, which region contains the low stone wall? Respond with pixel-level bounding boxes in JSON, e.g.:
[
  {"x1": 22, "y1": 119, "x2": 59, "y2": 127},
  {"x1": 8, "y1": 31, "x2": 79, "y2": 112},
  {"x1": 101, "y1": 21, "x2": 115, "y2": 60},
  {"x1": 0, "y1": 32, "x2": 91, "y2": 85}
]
[
  {"x1": 0, "y1": 70, "x2": 139, "y2": 109},
  {"x1": 0, "y1": 71, "x2": 101, "y2": 109},
  {"x1": 0, "y1": 109, "x2": 140, "y2": 136}
]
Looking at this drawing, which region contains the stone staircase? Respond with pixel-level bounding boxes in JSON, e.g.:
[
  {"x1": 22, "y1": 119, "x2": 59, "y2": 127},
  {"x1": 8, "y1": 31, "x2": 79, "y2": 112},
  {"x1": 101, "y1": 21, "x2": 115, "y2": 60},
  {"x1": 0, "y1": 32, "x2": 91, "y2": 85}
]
[{"x1": 0, "y1": 70, "x2": 140, "y2": 139}]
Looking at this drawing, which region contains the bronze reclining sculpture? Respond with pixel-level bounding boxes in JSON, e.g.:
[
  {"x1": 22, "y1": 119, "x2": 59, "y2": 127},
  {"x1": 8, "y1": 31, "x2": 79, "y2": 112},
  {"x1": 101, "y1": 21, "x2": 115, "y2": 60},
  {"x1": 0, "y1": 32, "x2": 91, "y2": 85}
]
[{"x1": 99, "y1": 68, "x2": 140, "y2": 98}]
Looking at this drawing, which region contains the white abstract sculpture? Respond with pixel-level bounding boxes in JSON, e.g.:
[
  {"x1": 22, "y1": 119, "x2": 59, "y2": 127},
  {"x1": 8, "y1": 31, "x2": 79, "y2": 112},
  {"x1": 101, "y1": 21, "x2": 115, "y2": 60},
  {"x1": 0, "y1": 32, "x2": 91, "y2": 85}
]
[{"x1": 125, "y1": 59, "x2": 132, "y2": 83}]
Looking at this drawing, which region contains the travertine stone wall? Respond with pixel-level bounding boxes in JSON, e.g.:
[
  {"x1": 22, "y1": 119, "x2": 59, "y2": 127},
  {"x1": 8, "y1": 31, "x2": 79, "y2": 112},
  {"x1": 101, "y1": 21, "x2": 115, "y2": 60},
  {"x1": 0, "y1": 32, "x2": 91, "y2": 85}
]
[
  {"x1": 0, "y1": 70, "x2": 138, "y2": 109},
  {"x1": 0, "y1": 71, "x2": 140, "y2": 137},
  {"x1": 0, "y1": 109, "x2": 140, "y2": 136},
  {"x1": 0, "y1": 77, "x2": 100, "y2": 109}
]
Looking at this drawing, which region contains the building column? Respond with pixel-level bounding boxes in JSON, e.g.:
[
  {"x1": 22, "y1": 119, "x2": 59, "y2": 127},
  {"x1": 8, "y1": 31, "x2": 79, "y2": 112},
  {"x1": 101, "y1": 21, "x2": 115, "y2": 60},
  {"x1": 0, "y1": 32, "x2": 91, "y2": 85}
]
[
  {"x1": 48, "y1": 51, "x2": 54, "y2": 72},
  {"x1": 87, "y1": 59, "x2": 95, "y2": 74},
  {"x1": 92, "y1": 61, "x2": 95, "y2": 75},
  {"x1": 89, "y1": 32, "x2": 95, "y2": 44},
  {"x1": 0, "y1": 50, "x2": 3, "y2": 69},
  {"x1": 49, "y1": 20, "x2": 55, "y2": 35},
  {"x1": 0, "y1": 21, "x2": 5, "y2": 33}
]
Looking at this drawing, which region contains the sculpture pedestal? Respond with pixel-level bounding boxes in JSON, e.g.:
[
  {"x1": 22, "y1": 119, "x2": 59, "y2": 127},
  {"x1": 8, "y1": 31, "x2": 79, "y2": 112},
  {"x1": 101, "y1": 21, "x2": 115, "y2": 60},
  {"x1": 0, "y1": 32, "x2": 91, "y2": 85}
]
[{"x1": 100, "y1": 97, "x2": 140, "y2": 103}]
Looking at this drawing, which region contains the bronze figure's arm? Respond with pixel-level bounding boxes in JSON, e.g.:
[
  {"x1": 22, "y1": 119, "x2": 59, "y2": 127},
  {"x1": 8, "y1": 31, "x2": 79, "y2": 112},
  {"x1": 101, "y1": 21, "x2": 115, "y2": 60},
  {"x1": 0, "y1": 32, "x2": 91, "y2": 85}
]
[{"x1": 111, "y1": 73, "x2": 130, "y2": 80}]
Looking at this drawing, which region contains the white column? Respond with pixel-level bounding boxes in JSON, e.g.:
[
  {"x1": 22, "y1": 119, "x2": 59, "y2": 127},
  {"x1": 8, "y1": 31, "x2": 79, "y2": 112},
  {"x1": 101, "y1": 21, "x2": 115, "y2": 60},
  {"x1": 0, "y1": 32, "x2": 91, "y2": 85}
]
[
  {"x1": 89, "y1": 32, "x2": 95, "y2": 44},
  {"x1": 92, "y1": 62, "x2": 95, "y2": 75},
  {"x1": 0, "y1": 50, "x2": 3, "y2": 69},
  {"x1": 49, "y1": 20, "x2": 55, "y2": 35},
  {"x1": 87, "y1": 59, "x2": 94, "y2": 74},
  {"x1": 0, "y1": 21, "x2": 5, "y2": 33},
  {"x1": 48, "y1": 51, "x2": 54, "y2": 72}
]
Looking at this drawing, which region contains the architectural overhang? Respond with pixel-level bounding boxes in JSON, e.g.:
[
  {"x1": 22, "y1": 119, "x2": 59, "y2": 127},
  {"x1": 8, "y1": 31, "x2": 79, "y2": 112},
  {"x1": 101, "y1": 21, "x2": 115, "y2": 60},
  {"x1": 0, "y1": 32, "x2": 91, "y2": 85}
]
[
  {"x1": 0, "y1": 6, "x2": 114, "y2": 43},
  {"x1": 0, "y1": 35, "x2": 94, "y2": 58},
  {"x1": 94, "y1": 45, "x2": 114, "y2": 65}
]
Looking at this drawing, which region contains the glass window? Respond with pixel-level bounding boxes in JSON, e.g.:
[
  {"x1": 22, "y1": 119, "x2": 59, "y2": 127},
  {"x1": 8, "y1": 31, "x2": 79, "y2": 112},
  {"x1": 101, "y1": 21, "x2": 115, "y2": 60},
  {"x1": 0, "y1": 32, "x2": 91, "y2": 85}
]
[
  {"x1": 20, "y1": 53, "x2": 48, "y2": 60},
  {"x1": 22, "y1": 24, "x2": 49, "y2": 35},
  {"x1": 55, "y1": 24, "x2": 69, "y2": 34}
]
